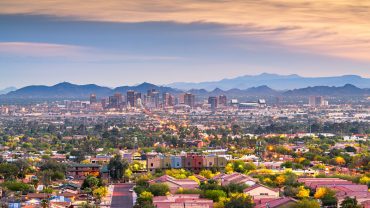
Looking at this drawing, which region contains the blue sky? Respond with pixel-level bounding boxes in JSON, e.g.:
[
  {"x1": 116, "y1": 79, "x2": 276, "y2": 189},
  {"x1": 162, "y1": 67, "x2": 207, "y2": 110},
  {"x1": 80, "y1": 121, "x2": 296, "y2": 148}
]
[{"x1": 0, "y1": 1, "x2": 369, "y2": 89}]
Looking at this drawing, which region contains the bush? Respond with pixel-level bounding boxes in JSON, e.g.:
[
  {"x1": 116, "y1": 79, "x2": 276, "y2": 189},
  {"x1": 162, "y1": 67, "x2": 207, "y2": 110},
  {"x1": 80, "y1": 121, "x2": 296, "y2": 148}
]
[
  {"x1": 224, "y1": 193, "x2": 253, "y2": 208},
  {"x1": 93, "y1": 186, "x2": 108, "y2": 201},
  {"x1": 2, "y1": 181, "x2": 34, "y2": 193},
  {"x1": 199, "y1": 170, "x2": 214, "y2": 179},
  {"x1": 293, "y1": 199, "x2": 320, "y2": 208},
  {"x1": 222, "y1": 183, "x2": 248, "y2": 195},
  {"x1": 176, "y1": 188, "x2": 202, "y2": 194},
  {"x1": 135, "y1": 191, "x2": 155, "y2": 208},
  {"x1": 203, "y1": 190, "x2": 227, "y2": 202},
  {"x1": 148, "y1": 183, "x2": 170, "y2": 196},
  {"x1": 165, "y1": 169, "x2": 191, "y2": 179},
  {"x1": 200, "y1": 180, "x2": 222, "y2": 191}
]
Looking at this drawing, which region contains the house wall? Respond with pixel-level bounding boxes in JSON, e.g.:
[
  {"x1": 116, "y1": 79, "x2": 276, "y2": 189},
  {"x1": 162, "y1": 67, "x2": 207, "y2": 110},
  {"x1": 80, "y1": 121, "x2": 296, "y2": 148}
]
[
  {"x1": 171, "y1": 156, "x2": 183, "y2": 169},
  {"x1": 245, "y1": 187, "x2": 279, "y2": 199},
  {"x1": 162, "y1": 156, "x2": 171, "y2": 169}
]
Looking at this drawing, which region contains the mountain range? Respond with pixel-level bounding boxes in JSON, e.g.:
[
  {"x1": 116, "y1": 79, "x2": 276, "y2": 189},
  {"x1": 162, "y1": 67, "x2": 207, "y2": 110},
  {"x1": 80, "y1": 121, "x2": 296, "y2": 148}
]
[
  {"x1": 3, "y1": 82, "x2": 182, "y2": 99},
  {"x1": 1, "y1": 82, "x2": 369, "y2": 100},
  {"x1": 0, "y1": 87, "x2": 17, "y2": 95},
  {"x1": 168, "y1": 73, "x2": 370, "y2": 90}
]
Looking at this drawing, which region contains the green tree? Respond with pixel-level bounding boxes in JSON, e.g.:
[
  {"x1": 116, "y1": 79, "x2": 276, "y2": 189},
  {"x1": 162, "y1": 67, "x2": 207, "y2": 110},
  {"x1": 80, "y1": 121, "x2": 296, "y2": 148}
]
[
  {"x1": 203, "y1": 190, "x2": 227, "y2": 202},
  {"x1": 0, "y1": 163, "x2": 19, "y2": 180},
  {"x1": 41, "y1": 199, "x2": 49, "y2": 208},
  {"x1": 148, "y1": 183, "x2": 170, "y2": 196},
  {"x1": 224, "y1": 193, "x2": 254, "y2": 208},
  {"x1": 134, "y1": 191, "x2": 155, "y2": 208},
  {"x1": 199, "y1": 170, "x2": 214, "y2": 179},
  {"x1": 222, "y1": 183, "x2": 248, "y2": 195},
  {"x1": 340, "y1": 197, "x2": 361, "y2": 208},
  {"x1": 14, "y1": 159, "x2": 31, "y2": 178},
  {"x1": 315, "y1": 188, "x2": 338, "y2": 207},
  {"x1": 293, "y1": 199, "x2": 320, "y2": 208},
  {"x1": 38, "y1": 170, "x2": 54, "y2": 186},
  {"x1": 40, "y1": 159, "x2": 66, "y2": 173},
  {"x1": 2, "y1": 181, "x2": 34, "y2": 193},
  {"x1": 81, "y1": 175, "x2": 100, "y2": 190},
  {"x1": 92, "y1": 186, "x2": 108, "y2": 203},
  {"x1": 70, "y1": 150, "x2": 86, "y2": 163},
  {"x1": 108, "y1": 155, "x2": 129, "y2": 181}
]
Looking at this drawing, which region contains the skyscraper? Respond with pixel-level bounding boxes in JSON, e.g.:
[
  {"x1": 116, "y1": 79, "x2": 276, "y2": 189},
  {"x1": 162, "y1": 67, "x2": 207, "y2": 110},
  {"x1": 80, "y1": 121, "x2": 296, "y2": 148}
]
[
  {"x1": 101, "y1": 98, "x2": 108, "y2": 109},
  {"x1": 163, "y1": 92, "x2": 174, "y2": 107},
  {"x1": 309, "y1": 96, "x2": 326, "y2": 107},
  {"x1": 184, "y1": 93, "x2": 195, "y2": 108},
  {"x1": 109, "y1": 93, "x2": 123, "y2": 108},
  {"x1": 90, "y1": 94, "x2": 97, "y2": 104},
  {"x1": 218, "y1": 95, "x2": 227, "y2": 106},
  {"x1": 146, "y1": 89, "x2": 160, "y2": 108},
  {"x1": 208, "y1": 96, "x2": 218, "y2": 112},
  {"x1": 127, "y1": 90, "x2": 135, "y2": 107}
]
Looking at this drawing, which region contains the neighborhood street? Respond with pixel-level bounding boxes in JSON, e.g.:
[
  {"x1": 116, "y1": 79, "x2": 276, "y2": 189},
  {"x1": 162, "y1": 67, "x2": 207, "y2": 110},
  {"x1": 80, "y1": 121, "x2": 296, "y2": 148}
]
[{"x1": 111, "y1": 183, "x2": 134, "y2": 208}]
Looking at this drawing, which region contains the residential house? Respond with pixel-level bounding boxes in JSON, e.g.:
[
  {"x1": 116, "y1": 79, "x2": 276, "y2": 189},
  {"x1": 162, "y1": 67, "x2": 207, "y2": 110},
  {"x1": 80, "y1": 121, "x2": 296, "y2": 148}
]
[
  {"x1": 147, "y1": 153, "x2": 162, "y2": 172},
  {"x1": 153, "y1": 194, "x2": 213, "y2": 208},
  {"x1": 149, "y1": 175, "x2": 199, "y2": 193},
  {"x1": 171, "y1": 156, "x2": 183, "y2": 169},
  {"x1": 243, "y1": 184, "x2": 280, "y2": 199},
  {"x1": 254, "y1": 197, "x2": 297, "y2": 208},
  {"x1": 216, "y1": 156, "x2": 228, "y2": 168},
  {"x1": 162, "y1": 155, "x2": 172, "y2": 169},
  {"x1": 213, "y1": 173, "x2": 257, "y2": 186},
  {"x1": 187, "y1": 153, "x2": 204, "y2": 171},
  {"x1": 67, "y1": 163, "x2": 101, "y2": 180},
  {"x1": 203, "y1": 155, "x2": 217, "y2": 168},
  {"x1": 299, "y1": 178, "x2": 370, "y2": 205}
]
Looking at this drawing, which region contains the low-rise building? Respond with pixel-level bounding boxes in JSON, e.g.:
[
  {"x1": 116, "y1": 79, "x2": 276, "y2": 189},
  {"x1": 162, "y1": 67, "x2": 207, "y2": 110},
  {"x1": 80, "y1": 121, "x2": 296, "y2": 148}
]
[
  {"x1": 67, "y1": 163, "x2": 101, "y2": 180},
  {"x1": 213, "y1": 172, "x2": 257, "y2": 186},
  {"x1": 153, "y1": 194, "x2": 213, "y2": 208},
  {"x1": 243, "y1": 184, "x2": 280, "y2": 199},
  {"x1": 149, "y1": 175, "x2": 199, "y2": 193}
]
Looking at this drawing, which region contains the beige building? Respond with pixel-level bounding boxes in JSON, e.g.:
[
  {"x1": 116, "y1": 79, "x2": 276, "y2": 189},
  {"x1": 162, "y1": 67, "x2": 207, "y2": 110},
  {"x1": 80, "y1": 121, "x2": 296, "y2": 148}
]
[{"x1": 243, "y1": 184, "x2": 279, "y2": 199}]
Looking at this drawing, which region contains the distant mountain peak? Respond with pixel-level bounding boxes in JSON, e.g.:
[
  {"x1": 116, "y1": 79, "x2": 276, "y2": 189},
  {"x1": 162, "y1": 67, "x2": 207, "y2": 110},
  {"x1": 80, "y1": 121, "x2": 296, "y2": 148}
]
[
  {"x1": 211, "y1": 87, "x2": 224, "y2": 92},
  {"x1": 284, "y1": 84, "x2": 368, "y2": 96},
  {"x1": 253, "y1": 85, "x2": 271, "y2": 89},
  {"x1": 136, "y1": 82, "x2": 157, "y2": 88},
  {"x1": 343, "y1": 83, "x2": 358, "y2": 88},
  {"x1": 0, "y1": 87, "x2": 17, "y2": 95},
  {"x1": 53, "y1": 82, "x2": 75, "y2": 87},
  {"x1": 168, "y1": 73, "x2": 369, "y2": 90}
]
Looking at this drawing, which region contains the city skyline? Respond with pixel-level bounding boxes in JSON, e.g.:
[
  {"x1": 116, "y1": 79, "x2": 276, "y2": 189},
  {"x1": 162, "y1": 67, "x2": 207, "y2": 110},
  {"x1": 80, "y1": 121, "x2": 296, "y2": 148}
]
[{"x1": 1, "y1": 0, "x2": 370, "y2": 89}]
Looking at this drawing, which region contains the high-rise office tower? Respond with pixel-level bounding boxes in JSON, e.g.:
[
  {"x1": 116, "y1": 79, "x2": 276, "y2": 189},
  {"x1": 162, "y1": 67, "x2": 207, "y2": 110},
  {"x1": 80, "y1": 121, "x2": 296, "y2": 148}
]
[
  {"x1": 208, "y1": 96, "x2": 218, "y2": 112},
  {"x1": 218, "y1": 95, "x2": 227, "y2": 106},
  {"x1": 101, "y1": 98, "x2": 108, "y2": 108},
  {"x1": 163, "y1": 92, "x2": 174, "y2": 107},
  {"x1": 109, "y1": 93, "x2": 123, "y2": 108},
  {"x1": 90, "y1": 94, "x2": 97, "y2": 104},
  {"x1": 184, "y1": 93, "x2": 195, "y2": 108},
  {"x1": 309, "y1": 96, "x2": 326, "y2": 106},
  {"x1": 127, "y1": 90, "x2": 135, "y2": 107},
  {"x1": 146, "y1": 89, "x2": 159, "y2": 108}
]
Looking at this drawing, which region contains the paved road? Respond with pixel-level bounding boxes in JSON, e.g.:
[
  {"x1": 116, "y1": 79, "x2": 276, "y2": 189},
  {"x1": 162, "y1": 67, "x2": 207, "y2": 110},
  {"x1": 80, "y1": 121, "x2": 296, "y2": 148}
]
[{"x1": 111, "y1": 183, "x2": 134, "y2": 208}]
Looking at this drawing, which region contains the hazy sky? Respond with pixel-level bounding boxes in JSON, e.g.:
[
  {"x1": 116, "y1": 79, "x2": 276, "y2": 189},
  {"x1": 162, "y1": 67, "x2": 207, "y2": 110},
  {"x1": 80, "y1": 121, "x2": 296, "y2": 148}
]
[{"x1": 0, "y1": 0, "x2": 369, "y2": 88}]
